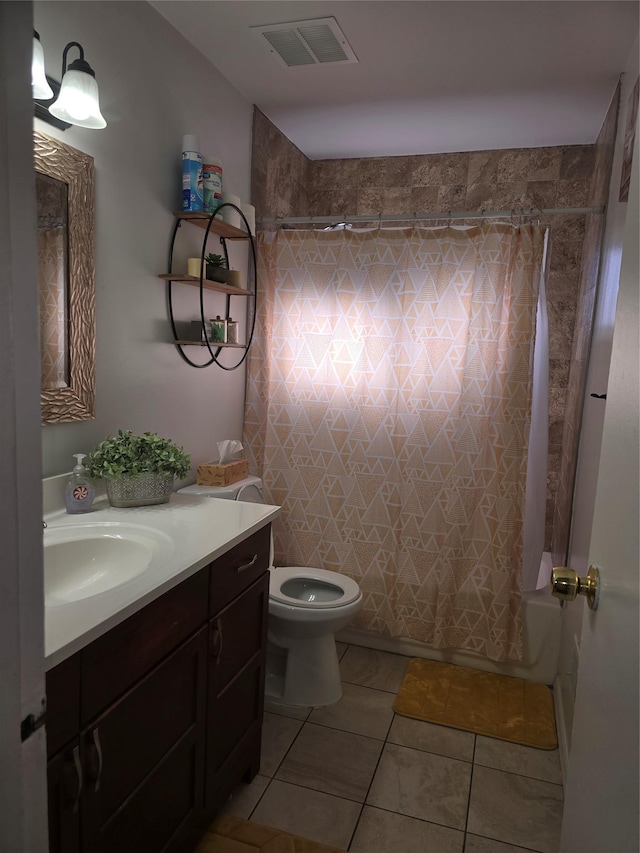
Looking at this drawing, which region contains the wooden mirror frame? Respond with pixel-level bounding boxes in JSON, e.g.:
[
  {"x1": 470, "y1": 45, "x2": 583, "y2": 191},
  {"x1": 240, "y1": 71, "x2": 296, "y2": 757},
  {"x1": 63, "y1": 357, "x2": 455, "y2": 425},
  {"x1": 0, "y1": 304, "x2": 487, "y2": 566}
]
[{"x1": 35, "y1": 131, "x2": 96, "y2": 424}]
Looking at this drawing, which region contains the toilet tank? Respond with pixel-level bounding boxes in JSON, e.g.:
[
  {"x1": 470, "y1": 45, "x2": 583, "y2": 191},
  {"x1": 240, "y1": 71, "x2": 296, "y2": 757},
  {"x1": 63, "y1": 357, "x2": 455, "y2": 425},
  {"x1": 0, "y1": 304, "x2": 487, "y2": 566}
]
[{"x1": 177, "y1": 475, "x2": 264, "y2": 503}]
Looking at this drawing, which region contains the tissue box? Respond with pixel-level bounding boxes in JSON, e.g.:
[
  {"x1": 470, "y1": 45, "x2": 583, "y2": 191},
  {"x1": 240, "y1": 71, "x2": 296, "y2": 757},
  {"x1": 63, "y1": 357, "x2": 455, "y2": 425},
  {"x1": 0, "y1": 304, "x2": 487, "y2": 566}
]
[{"x1": 196, "y1": 459, "x2": 249, "y2": 487}]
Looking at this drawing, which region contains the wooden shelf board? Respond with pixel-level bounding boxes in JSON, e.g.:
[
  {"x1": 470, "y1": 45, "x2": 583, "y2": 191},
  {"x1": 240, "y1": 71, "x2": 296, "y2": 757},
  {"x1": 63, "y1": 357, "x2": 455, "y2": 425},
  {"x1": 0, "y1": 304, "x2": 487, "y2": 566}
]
[
  {"x1": 173, "y1": 340, "x2": 246, "y2": 348},
  {"x1": 173, "y1": 211, "x2": 250, "y2": 240},
  {"x1": 159, "y1": 274, "x2": 251, "y2": 296}
]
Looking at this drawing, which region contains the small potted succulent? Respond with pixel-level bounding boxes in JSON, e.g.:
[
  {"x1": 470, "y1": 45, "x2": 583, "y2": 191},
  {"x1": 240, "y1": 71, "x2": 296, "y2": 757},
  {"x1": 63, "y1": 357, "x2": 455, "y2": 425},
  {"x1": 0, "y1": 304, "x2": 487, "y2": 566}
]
[
  {"x1": 205, "y1": 253, "x2": 242, "y2": 287},
  {"x1": 87, "y1": 430, "x2": 191, "y2": 507},
  {"x1": 205, "y1": 252, "x2": 230, "y2": 284}
]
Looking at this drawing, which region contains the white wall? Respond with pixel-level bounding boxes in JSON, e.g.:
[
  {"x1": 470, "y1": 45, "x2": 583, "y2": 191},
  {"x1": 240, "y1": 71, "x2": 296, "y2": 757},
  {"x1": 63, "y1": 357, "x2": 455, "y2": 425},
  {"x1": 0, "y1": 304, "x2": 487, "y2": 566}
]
[
  {"x1": 35, "y1": 1, "x2": 254, "y2": 478},
  {"x1": 554, "y1": 35, "x2": 639, "y2": 767}
]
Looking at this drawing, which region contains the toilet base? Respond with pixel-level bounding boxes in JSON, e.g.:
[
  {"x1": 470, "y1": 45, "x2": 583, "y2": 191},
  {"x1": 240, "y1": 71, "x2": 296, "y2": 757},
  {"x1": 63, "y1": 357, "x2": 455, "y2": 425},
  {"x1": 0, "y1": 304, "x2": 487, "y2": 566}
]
[{"x1": 266, "y1": 633, "x2": 343, "y2": 708}]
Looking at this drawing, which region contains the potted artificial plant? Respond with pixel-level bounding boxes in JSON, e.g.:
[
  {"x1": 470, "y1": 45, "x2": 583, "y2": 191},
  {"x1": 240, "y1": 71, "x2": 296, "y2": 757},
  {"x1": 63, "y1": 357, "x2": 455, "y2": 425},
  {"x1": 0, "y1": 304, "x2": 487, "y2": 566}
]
[
  {"x1": 87, "y1": 430, "x2": 191, "y2": 507},
  {"x1": 205, "y1": 253, "x2": 242, "y2": 287},
  {"x1": 205, "y1": 253, "x2": 230, "y2": 284}
]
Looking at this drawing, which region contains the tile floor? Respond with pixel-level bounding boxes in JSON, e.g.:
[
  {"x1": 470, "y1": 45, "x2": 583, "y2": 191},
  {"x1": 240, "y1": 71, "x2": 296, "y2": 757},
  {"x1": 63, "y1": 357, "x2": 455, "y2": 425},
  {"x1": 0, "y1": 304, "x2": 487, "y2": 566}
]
[{"x1": 223, "y1": 644, "x2": 564, "y2": 853}]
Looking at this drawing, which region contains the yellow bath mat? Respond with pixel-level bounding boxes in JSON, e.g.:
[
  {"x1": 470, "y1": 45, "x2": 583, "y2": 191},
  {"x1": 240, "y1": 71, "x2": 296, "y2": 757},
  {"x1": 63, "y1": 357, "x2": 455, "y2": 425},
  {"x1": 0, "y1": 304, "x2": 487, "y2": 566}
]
[
  {"x1": 195, "y1": 812, "x2": 348, "y2": 853},
  {"x1": 394, "y1": 659, "x2": 557, "y2": 749}
]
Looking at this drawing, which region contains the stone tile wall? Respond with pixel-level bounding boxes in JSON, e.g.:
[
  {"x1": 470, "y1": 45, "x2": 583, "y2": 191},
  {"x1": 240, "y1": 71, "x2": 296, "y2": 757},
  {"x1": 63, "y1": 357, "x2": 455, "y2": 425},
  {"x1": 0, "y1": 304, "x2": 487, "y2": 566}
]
[
  {"x1": 251, "y1": 109, "x2": 309, "y2": 220},
  {"x1": 250, "y1": 102, "x2": 618, "y2": 554}
]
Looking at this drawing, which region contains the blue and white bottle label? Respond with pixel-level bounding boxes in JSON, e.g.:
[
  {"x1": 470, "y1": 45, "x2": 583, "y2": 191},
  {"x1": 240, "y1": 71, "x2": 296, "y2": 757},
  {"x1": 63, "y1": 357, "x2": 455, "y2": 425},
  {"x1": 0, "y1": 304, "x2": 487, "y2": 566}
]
[{"x1": 182, "y1": 151, "x2": 203, "y2": 211}]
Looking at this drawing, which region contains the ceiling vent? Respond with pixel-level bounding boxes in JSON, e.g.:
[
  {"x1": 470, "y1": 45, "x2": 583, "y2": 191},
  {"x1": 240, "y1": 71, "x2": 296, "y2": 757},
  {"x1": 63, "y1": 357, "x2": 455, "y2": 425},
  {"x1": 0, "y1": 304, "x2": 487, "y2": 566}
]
[{"x1": 252, "y1": 17, "x2": 358, "y2": 68}]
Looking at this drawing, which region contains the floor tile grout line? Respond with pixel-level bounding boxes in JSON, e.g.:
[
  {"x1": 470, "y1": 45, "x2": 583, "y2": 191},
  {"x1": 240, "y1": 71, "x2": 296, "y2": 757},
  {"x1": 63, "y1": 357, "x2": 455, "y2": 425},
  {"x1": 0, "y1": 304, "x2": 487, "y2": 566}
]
[
  {"x1": 261, "y1": 714, "x2": 308, "y2": 783},
  {"x1": 345, "y1": 710, "x2": 398, "y2": 851},
  {"x1": 246, "y1": 775, "x2": 271, "y2": 822},
  {"x1": 464, "y1": 828, "x2": 547, "y2": 853},
  {"x1": 461, "y1": 733, "x2": 477, "y2": 851},
  {"x1": 261, "y1": 774, "x2": 371, "y2": 807},
  {"x1": 471, "y1": 761, "x2": 564, "y2": 788},
  {"x1": 334, "y1": 678, "x2": 403, "y2": 696},
  {"x1": 346, "y1": 799, "x2": 472, "y2": 838},
  {"x1": 300, "y1": 717, "x2": 395, "y2": 743}
]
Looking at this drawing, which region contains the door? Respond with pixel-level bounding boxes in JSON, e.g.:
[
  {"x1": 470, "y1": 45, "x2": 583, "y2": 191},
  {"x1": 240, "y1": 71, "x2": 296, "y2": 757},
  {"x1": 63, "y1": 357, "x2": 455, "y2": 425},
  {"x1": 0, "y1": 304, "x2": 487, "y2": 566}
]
[
  {"x1": 559, "y1": 127, "x2": 639, "y2": 851},
  {"x1": 0, "y1": 5, "x2": 49, "y2": 852}
]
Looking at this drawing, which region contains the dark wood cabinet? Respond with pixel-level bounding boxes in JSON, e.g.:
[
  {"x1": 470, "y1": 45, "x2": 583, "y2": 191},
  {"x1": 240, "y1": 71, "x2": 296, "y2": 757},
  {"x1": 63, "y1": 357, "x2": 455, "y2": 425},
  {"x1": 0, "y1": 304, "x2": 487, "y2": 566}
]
[{"x1": 45, "y1": 523, "x2": 271, "y2": 853}]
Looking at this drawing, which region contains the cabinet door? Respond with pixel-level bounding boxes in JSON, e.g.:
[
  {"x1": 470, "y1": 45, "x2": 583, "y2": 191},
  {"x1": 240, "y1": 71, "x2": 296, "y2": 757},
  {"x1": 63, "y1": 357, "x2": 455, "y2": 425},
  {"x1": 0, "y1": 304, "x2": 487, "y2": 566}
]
[
  {"x1": 81, "y1": 628, "x2": 207, "y2": 853},
  {"x1": 206, "y1": 573, "x2": 268, "y2": 809},
  {"x1": 46, "y1": 654, "x2": 80, "y2": 759},
  {"x1": 47, "y1": 743, "x2": 82, "y2": 853}
]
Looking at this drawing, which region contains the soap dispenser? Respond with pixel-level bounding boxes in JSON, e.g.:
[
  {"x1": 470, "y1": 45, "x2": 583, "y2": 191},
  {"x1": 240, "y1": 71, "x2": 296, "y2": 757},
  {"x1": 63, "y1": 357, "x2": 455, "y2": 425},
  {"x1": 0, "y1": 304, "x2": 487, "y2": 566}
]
[{"x1": 64, "y1": 454, "x2": 96, "y2": 514}]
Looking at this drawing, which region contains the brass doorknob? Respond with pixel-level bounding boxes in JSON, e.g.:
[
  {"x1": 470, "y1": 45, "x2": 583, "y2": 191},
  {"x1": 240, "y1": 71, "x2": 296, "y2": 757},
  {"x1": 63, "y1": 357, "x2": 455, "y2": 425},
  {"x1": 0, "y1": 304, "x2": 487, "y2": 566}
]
[{"x1": 550, "y1": 566, "x2": 600, "y2": 610}]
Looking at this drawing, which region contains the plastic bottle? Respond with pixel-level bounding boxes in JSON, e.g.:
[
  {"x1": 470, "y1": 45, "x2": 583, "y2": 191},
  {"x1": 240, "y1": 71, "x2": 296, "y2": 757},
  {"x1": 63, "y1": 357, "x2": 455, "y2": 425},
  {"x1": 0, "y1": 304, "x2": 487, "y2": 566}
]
[
  {"x1": 64, "y1": 454, "x2": 96, "y2": 514},
  {"x1": 182, "y1": 134, "x2": 203, "y2": 212},
  {"x1": 203, "y1": 155, "x2": 223, "y2": 213}
]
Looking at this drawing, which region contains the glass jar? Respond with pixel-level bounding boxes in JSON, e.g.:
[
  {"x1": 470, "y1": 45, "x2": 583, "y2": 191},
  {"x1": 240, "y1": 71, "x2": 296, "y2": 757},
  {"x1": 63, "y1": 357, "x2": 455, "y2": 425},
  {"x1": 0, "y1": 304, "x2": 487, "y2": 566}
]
[
  {"x1": 209, "y1": 316, "x2": 226, "y2": 343},
  {"x1": 226, "y1": 317, "x2": 239, "y2": 345}
]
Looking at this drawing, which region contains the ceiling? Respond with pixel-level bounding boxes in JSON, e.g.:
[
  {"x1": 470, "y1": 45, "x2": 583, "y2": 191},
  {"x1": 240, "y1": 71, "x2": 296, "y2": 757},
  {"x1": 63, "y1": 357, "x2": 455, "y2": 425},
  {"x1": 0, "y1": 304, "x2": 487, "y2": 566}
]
[{"x1": 152, "y1": 1, "x2": 639, "y2": 161}]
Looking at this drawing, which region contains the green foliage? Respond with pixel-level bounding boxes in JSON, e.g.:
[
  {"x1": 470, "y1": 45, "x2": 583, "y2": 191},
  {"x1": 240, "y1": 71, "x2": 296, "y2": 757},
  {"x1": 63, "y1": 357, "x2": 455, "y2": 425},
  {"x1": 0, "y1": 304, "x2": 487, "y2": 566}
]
[
  {"x1": 87, "y1": 430, "x2": 191, "y2": 479},
  {"x1": 205, "y1": 253, "x2": 226, "y2": 268}
]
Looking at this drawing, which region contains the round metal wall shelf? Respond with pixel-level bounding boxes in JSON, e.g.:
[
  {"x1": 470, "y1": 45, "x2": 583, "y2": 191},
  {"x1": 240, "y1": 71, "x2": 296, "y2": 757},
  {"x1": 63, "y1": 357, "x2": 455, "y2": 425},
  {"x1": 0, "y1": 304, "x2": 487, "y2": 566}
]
[{"x1": 159, "y1": 203, "x2": 257, "y2": 370}]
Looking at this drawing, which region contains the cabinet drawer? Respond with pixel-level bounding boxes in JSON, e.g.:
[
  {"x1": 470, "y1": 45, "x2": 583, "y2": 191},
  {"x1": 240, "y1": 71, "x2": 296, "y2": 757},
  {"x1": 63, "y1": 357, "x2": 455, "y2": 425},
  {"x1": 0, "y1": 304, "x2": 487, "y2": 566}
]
[
  {"x1": 209, "y1": 525, "x2": 270, "y2": 614},
  {"x1": 81, "y1": 569, "x2": 208, "y2": 724}
]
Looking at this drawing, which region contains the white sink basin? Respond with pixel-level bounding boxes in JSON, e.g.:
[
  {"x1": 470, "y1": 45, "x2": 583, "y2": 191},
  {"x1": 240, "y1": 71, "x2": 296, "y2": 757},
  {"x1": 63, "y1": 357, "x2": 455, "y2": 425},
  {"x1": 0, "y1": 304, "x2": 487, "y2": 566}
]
[{"x1": 44, "y1": 523, "x2": 173, "y2": 606}]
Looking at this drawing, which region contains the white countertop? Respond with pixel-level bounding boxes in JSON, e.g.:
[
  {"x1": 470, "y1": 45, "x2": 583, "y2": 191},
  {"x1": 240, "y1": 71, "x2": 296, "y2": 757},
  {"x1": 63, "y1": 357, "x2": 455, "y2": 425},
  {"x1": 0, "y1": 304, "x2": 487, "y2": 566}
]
[{"x1": 44, "y1": 493, "x2": 280, "y2": 670}]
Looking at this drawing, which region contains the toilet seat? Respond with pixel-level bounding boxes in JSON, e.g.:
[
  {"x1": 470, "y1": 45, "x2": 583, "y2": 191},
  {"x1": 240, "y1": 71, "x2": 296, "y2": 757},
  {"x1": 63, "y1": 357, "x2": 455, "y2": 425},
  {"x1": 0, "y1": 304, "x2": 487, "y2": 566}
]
[{"x1": 269, "y1": 566, "x2": 361, "y2": 609}]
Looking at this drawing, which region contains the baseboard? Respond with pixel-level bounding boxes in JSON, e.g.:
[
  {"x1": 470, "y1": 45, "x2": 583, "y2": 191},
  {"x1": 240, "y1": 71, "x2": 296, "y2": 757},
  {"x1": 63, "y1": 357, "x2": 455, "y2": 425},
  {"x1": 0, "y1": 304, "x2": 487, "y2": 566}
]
[{"x1": 553, "y1": 675, "x2": 571, "y2": 785}]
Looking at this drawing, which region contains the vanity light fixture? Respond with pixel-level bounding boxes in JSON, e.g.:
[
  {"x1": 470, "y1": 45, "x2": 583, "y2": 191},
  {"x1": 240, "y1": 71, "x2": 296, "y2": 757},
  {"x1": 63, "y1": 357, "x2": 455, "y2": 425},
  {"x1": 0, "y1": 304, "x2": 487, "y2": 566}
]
[
  {"x1": 31, "y1": 32, "x2": 53, "y2": 100},
  {"x1": 32, "y1": 35, "x2": 107, "y2": 130}
]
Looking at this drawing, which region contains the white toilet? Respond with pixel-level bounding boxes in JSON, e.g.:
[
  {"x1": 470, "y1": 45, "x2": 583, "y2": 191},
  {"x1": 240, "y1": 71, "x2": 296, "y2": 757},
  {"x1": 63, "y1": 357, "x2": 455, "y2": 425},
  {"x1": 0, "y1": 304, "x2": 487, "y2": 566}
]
[{"x1": 178, "y1": 476, "x2": 363, "y2": 707}]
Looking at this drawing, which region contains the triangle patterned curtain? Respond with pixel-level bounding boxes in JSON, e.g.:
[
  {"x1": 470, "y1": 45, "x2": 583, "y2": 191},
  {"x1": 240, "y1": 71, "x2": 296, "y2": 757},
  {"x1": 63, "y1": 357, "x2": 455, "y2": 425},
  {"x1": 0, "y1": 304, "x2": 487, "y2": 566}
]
[{"x1": 244, "y1": 224, "x2": 545, "y2": 661}]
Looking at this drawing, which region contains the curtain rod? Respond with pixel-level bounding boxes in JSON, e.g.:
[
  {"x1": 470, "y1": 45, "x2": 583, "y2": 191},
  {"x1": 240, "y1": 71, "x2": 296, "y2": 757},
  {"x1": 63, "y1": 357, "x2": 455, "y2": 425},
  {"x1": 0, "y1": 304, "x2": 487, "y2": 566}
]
[{"x1": 258, "y1": 206, "x2": 604, "y2": 227}]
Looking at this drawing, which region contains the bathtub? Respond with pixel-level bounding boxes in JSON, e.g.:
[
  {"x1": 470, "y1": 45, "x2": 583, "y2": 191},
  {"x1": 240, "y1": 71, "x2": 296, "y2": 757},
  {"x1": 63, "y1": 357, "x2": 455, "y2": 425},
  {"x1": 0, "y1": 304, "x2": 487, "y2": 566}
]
[{"x1": 336, "y1": 554, "x2": 561, "y2": 685}]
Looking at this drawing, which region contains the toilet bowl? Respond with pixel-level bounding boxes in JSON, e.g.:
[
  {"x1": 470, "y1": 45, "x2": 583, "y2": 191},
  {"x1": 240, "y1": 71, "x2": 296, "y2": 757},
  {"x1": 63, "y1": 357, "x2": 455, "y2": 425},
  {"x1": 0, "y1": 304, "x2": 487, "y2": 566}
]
[
  {"x1": 268, "y1": 565, "x2": 363, "y2": 706},
  {"x1": 178, "y1": 477, "x2": 363, "y2": 707}
]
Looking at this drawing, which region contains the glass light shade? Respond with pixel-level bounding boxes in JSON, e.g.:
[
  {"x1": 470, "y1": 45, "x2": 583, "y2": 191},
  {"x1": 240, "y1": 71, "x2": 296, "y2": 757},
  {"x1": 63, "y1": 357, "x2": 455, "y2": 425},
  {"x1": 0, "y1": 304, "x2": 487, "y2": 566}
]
[
  {"x1": 32, "y1": 35, "x2": 53, "y2": 100},
  {"x1": 49, "y1": 69, "x2": 106, "y2": 129}
]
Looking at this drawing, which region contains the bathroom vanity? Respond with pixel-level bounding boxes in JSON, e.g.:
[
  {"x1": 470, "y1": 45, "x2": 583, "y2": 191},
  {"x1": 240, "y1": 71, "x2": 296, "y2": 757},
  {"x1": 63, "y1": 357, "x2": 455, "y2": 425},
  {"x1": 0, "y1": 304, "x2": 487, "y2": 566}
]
[{"x1": 43, "y1": 495, "x2": 279, "y2": 853}]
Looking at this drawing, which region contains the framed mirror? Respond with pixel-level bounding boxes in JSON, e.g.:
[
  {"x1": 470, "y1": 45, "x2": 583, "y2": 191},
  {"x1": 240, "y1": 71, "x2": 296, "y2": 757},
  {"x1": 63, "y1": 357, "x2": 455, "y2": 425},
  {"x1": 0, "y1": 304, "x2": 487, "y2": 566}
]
[{"x1": 34, "y1": 131, "x2": 95, "y2": 424}]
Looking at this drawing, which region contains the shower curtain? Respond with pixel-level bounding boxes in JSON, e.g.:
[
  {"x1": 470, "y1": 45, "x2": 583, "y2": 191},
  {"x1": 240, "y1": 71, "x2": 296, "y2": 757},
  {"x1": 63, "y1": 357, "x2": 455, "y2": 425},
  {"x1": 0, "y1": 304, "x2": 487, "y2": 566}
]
[{"x1": 244, "y1": 223, "x2": 546, "y2": 661}]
